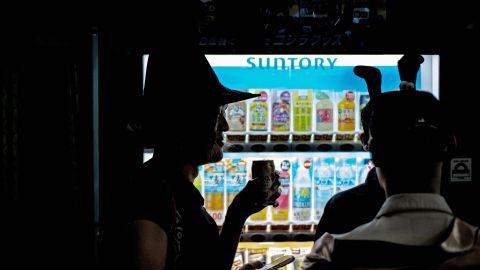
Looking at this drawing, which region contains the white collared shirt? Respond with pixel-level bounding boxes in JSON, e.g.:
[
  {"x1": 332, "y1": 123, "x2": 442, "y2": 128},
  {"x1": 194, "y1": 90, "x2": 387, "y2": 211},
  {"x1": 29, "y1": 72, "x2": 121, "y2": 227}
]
[{"x1": 334, "y1": 193, "x2": 455, "y2": 246}]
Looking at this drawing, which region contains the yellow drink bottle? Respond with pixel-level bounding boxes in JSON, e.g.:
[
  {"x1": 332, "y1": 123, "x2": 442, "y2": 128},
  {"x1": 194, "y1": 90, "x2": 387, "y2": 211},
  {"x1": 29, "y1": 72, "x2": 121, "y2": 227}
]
[
  {"x1": 293, "y1": 90, "x2": 312, "y2": 132},
  {"x1": 338, "y1": 90, "x2": 355, "y2": 131}
]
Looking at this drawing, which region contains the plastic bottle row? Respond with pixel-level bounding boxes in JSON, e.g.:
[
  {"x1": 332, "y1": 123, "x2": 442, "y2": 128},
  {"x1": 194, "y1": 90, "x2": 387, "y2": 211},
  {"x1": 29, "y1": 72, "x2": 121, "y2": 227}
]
[
  {"x1": 225, "y1": 89, "x2": 369, "y2": 137},
  {"x1": 192, "y1": 152, "x2": 372, "y2": 225}
]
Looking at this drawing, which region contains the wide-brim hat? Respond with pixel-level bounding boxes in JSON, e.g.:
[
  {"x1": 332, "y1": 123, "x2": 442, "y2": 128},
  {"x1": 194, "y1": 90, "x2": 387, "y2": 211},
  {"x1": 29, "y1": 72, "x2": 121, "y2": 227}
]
[{"x1": 143, "y1": 48, "x2": 259, "y2": 107}]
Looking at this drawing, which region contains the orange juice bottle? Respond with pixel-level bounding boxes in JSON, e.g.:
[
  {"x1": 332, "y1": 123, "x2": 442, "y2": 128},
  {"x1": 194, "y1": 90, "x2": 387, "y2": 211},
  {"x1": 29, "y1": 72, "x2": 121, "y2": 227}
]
[{"x1": 338, "y1": 90, "x2": 355, "y2": 131}]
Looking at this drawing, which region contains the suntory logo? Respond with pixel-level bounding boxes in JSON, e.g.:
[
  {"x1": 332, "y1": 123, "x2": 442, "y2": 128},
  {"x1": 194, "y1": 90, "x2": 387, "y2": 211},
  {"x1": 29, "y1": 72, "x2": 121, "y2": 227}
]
[{"x1": 246, "y1": 56, "x2": 337, "y2": 70}]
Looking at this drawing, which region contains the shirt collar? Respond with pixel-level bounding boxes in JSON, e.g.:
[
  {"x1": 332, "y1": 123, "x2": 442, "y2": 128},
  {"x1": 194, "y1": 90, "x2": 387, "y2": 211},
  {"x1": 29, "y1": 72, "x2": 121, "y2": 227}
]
[{"x1": 376, "y1": 193, "x2": 453, "y2": 218}]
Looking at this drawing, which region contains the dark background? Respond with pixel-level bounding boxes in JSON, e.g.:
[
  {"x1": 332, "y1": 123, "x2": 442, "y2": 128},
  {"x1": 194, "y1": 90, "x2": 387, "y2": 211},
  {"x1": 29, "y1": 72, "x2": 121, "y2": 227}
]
[{"x1": 1, "y1": 1, "x2": 478, "y2": 269}]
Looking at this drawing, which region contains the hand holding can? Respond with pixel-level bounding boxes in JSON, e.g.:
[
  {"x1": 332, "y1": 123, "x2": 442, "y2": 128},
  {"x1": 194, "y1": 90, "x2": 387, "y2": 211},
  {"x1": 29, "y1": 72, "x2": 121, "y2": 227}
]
[
  {"x1": 252, "y1": 160, "x2": 275, "y2": 195},
  {"x1": 252, "y1": 160, "x2": 281, "y2": 207},
  {"x1": 228, "y1": 160, "x2": 281, "y2": 218}
]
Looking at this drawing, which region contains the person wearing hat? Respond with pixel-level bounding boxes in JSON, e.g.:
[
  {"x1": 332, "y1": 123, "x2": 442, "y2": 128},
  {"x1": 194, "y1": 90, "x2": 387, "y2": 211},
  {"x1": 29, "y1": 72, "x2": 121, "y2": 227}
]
[
  {"x1": 101, "y1": 48, "x2": 281, "y2": 270},
  {"x1": 303, "y1": 55, "x2": 480, "y2": 269}
]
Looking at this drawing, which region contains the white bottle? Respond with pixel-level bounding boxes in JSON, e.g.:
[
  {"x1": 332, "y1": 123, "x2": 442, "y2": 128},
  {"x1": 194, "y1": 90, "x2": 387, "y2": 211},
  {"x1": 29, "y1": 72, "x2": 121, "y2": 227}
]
[
  {"x1": 314, "y1": 158, "x2": 334, "y2": 221},
  {"x1": 336, "y1": 158, "x2": 356, "y2": 192},
  {"x1": 292, "y1": 161, "x2": 312, "y2": 222}
]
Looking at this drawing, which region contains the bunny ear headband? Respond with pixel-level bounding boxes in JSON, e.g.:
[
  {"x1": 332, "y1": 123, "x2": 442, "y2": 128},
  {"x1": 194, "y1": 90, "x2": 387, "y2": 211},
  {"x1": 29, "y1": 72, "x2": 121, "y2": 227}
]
[
  {"x1": 353, "y1": 53, "x2": 424, "y2": 99},
  {"x1": 397, "y1": 54, "x2": 424, "y2": 91},
  {"x1": 354, "y1": 65, "x2": 382, "y2": 101}
]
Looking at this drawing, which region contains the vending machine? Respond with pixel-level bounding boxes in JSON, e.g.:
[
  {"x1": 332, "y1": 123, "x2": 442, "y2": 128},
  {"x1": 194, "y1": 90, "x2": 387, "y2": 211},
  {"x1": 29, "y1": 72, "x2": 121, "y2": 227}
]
[{"x1": 143, "y1": 54, "x2": 440, "y2": 270}]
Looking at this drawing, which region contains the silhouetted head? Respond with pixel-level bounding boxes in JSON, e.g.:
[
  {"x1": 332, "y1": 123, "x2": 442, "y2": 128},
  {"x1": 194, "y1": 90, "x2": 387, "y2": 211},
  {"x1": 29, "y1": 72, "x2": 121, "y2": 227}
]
[
  {"x1": 141, "y1": 47, "x2": 258, "y2": 165},
  {"x1": 368, "y1": 91, "x2": 451, "y2": 166},
  {"x1": 366, "y1": 90, "x2": 453, "y2": 194}
]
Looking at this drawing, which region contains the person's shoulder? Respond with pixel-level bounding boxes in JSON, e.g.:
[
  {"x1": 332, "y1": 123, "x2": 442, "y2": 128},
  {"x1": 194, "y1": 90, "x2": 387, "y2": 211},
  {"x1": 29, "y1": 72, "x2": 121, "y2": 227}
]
[
  {"x1": 442, "y1": 218, "x2": 480, "y2": 252},
  {"x1": 438, "y1": 218, "x2": 480, "y2": 269},
  {"x1": 304, "y1": 232, "x2": 336, "y2": 268}
]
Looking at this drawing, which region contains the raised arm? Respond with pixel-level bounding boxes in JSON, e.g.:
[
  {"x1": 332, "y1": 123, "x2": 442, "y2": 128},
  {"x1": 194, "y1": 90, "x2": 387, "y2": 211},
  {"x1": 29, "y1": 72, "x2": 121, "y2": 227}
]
[{"x1": 218, "y1": 175, "x2": 281, "y2": 270}]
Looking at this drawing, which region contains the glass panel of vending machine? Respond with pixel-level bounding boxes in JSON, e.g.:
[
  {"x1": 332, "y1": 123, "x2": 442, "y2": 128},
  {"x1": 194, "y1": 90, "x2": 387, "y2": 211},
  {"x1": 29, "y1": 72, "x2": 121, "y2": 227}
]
[{"x1": 142, "y1": 54, "x2": 440, "y2": 270}]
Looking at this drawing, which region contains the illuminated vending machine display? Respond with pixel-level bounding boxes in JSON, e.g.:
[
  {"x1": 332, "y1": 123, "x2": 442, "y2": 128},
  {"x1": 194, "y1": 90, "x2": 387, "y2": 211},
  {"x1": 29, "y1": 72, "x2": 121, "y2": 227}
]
[{"x1": 142, "y1": 54, "x2": 439, "y2": 270}]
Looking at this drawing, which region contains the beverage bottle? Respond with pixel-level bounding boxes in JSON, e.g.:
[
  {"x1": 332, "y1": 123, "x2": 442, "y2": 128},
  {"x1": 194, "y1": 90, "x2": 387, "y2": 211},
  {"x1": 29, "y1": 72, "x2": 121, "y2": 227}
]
[
  {"x1": 249, "y1": 90, "x2": 269, "y2": 131},
  {"x1": 338, "y1": 90, "x2": 355, "y2": 131},
  {"x1": 203, "y1": 161, "x2": 226, "y2": 224},
  {"x1": 271, "y1": 90, "x2": 291, "y2": 132},
  {"x1": 226, "y1": 100, "x2": 247, "y2": 132},
  {"x1": 292, "y1": 158, "x2": 312, "y2": 222},
  {"x1": 271, "y1": 159, "x2": 291, "y2": 222},
  {"x1": 226, "y1": 158, "x2": 247, "y2": 207},
  {"x1": 313, "y1": 157, "x2": 334, "y2": 221},
  {"x1": 315, "y1": 91, "x2": 333, "y2": 132},
  {"x1": 335, "y1": 157, "x2": 356, "y2": 192},
  {"x1": 293, "y1": 90, "x2": 312, "y2": 132}
]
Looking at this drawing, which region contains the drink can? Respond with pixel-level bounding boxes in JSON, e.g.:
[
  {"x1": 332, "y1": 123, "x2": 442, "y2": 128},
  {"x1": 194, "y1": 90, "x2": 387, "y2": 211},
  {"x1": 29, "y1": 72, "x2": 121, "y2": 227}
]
[{"x1": 252, "y1": 160, "x2": 275, "y2": 194}]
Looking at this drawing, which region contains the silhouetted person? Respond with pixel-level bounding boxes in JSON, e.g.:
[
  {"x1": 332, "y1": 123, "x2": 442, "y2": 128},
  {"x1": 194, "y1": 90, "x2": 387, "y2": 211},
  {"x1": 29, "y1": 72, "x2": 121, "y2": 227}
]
[
  {"x1": 304, "y1": 54, "x2": 480, "y2": 269},
  {"x1": 314, "y1": 65, "x2": 385, "y2": 240},
  {"x1": 100, "y1": 47, "x2": 281, "y2": 270}
]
